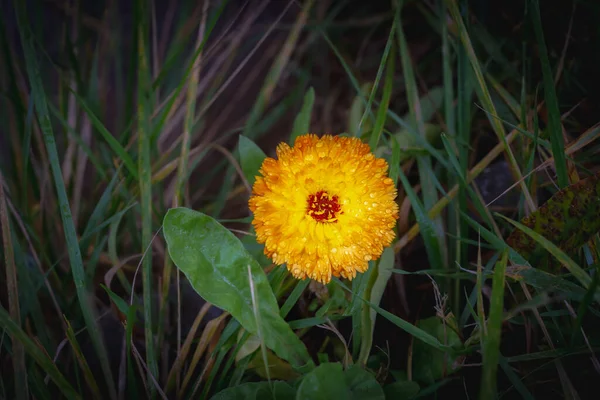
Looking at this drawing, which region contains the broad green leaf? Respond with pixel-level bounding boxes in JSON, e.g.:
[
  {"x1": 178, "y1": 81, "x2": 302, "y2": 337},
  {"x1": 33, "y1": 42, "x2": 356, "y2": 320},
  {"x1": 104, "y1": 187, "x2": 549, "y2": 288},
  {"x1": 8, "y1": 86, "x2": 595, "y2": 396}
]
[
  {"x1": 239, "y1": 135, "x2": 267, "y2": 187},
  {"x1": 290, "y1": 87, "x2": 315, "y2": 143},
  {"x1": 296, "y1": 363, "x2": 384, "y2": 400},
  {"x1": 344, "y1": 365, "x2": 386, "y2": 400},
  {"x1": 412, "y1": 314, "x2": 462, "y2": 384},
  {"x1": 163, "y1": 207, "x2": 314, "y2": 371},
  {"x1": 296, "y1": 363, "x2": 350, "y2": 400},
  {"x1": 210, "y1": 381, "x2": 295, "y2": 400},
  {"x1": 506, "y1": 171, "x2": 600, "y2": 269}
]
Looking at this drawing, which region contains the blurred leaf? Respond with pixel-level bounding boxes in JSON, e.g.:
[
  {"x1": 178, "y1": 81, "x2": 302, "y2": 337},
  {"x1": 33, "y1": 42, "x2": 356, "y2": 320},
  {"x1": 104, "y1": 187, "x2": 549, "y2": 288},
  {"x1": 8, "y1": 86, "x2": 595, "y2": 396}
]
[
  {"x1": 239, "y1": 135, "x2": 267, "y2": 187},
  {"x1": 382, "y1": 123, "x2": 442, "y2": 161},
  {"x1": 290, "y1": 87, "x2": 315, "y2": 143},
  {"x1": 383, "y1": 381, "x2": 420, "y2": 399},
  {"x1": 163, "y1": 207, "x2": 314, "y2": 371},
  {"x1": 407, "y1": 86, "x2": 444, "y2": 124},
  {"x1": 379, "y1": 85, "x2": 444, "y2": 162},
  {"x1": 348, "y1": 83, "x2": 374, "y2": 136},
  {"x1": 412, "y1": 314, "x2": 462, "y2": 384},
  {"x1": 210, "y1": 381, "x2": 296, "y2": 400},
  {"x1": 506, "y1": 171, "x2": 600, "y2": 269},
  {"x1": 296, "y1": 363, "x2": 384, "y2": 400}
]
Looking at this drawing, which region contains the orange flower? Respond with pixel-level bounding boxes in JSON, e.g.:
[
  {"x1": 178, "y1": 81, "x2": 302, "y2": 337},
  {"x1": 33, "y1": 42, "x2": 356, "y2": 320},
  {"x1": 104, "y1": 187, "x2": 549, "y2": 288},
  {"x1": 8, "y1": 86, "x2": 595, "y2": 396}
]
[{"x1": 248, "y1": 134, "x2": 399, "y2": 284}]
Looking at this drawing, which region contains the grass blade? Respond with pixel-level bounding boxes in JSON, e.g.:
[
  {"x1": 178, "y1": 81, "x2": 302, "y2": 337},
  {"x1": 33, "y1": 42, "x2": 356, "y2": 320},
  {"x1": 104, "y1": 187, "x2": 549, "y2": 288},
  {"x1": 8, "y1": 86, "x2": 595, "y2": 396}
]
[
  {"x1": 70, "y1": 91, "x2": 138, "y2": 179},
  {"x1": 64, "y1": 318, "x2": 102, "y2": 399},
  {"x1": 14, "y1": 3, "x2": 117, "y2": 397},
  {"x1": 368, "y1": 42, "x2": 395, "y2": 150},
  {"x1": 497, "y1": 214, "x2": 599, "y2": 302},
  {"x1": 242, "y1": 0, "x2": 313, "y2": 138},
  {"x1": 280, "y1": 279, "x2": 310, "y2": 318},
  {"x1": 396, "y1": 0, "x2": 445, "y2": 274},
  {"x1": 335, "y1": 279, "x2": 448, "y2": 352},
  {"x1": 0, "y1": 175, "x2": 28, "y2": 399},
  {"x1": 362, "y1": 18, "x2": 395, "y2": 143},
  {"x1": 0, "y1": 307, "x2": 80, "y2": 399},
  {"x1": 358, "y1": 247, "x2": 395, "y2": 365},
  {"x1": 290, "y1": 87, "x2": 315, "y2": 143},
  {"x1": 135, "y1": 0, "x2": 159, "y2": 390},
  {"x1": 529, "y1": 0, "x2": 569, "y2": 188},
  {"x1": 479, "y1": 249, "x2": 508, "y2": 399},
  {"x1": 445, "y1": 0, "x2": 535, "y2": 212}
]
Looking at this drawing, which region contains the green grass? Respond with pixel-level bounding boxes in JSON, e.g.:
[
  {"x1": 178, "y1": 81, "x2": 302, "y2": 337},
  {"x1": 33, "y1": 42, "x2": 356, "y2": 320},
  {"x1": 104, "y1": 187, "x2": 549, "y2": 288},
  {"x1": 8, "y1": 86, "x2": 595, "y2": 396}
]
[{"x1": 1, "y1": 1, "x2": 600, "y2": 399}]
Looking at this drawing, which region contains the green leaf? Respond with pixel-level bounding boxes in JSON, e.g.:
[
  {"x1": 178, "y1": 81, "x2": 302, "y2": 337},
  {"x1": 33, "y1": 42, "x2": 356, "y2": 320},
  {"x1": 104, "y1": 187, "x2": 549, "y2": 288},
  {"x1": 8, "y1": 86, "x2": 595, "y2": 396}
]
[
  {"x1": 296, "y1": 363, "x2": 384, "y2": 400},
  {"x1": 210, "y1": 381, "x2": 296, "y2": 400},
  {"x1": 348, "y1": 83, "x2": 374, "y2": 136},
  {"x1": 344, "y1": 365, "x2": 386, "y2": 400},
  {"x1": 101, "y1": 284, "x2": 130, "y2": 315},
  {"x1": 290, "y1": 87, "x2": 315, "y2": 143},
  {"x1": 239, "y1": 135, "x2": 267, "y2": 187},
  {"x1": 412, "y1": 314, "x2": 462, "y2": 384},
  {"x1": 163, "y1": 207, "x2": 314, "y2": 371}
]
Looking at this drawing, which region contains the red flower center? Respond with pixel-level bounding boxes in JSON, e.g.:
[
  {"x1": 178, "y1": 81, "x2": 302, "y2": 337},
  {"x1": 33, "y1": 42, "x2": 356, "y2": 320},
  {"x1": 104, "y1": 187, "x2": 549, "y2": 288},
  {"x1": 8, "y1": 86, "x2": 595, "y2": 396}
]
[{"x1": 307, "y1": 191, "x2": 342, "y2": 223}]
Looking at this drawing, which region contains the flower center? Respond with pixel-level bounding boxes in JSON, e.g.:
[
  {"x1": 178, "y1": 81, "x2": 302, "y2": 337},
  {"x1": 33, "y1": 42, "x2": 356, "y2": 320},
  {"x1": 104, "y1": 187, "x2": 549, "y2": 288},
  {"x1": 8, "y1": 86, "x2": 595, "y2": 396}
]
[{"x1": 307, "y1": 191, "x2": 342, "y2": 223}]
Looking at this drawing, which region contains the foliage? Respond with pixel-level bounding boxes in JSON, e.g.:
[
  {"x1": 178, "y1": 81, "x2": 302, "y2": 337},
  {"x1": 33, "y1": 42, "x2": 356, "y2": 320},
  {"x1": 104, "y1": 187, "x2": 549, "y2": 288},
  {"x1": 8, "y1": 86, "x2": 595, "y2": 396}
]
[{"x1": 1, "y1": 0, "x2": 600, "y2": 399}]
